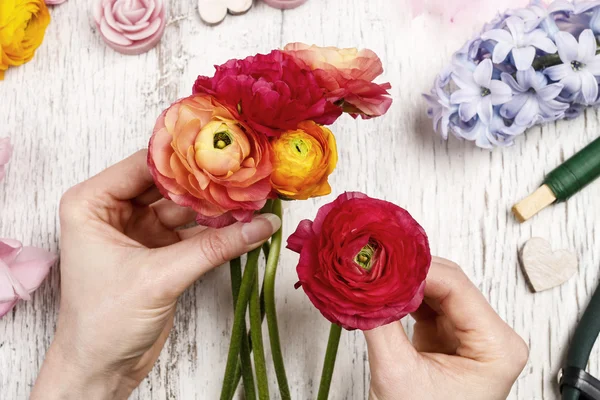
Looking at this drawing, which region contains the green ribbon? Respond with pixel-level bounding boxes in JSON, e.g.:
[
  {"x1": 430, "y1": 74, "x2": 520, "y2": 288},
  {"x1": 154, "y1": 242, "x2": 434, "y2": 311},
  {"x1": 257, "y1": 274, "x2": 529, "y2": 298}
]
[{"x1": 544, "y1": 137, "x2": 600, "y2": 201}]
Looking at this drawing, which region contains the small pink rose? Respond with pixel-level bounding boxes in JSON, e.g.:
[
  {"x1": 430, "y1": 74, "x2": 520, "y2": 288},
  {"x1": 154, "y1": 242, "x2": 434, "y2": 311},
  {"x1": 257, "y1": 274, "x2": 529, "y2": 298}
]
[
  {"x1": 0, "y1": 239, "x2": 58, "y2": 318},
  {"x1": 93, "y1": 0, "x2": 167, "y2": 56},
  {"x1": 0, "y1": 138, "x2": 12, "y2": 183}
]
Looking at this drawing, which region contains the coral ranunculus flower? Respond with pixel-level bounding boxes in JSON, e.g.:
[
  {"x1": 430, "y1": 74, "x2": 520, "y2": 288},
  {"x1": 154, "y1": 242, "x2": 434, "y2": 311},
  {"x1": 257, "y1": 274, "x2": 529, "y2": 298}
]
[
  {"x1": 270, "y1": 121, "x2": 337, "y2": 200},
  {"x1": 148, "y1": 94, "x2": 273, "y2": 228},
  {"x1": 287, "y1": 192, "x2": 431, "y2": 331},
  {"x1": 0, "y1": 0, "x2": 50, "y2": 80},
  {"x1": 283, "y1": 43, "x2": 393, "y2": 119},
  {"x1": 193, "y1": 50, "x2": 343, "y2": 137}
]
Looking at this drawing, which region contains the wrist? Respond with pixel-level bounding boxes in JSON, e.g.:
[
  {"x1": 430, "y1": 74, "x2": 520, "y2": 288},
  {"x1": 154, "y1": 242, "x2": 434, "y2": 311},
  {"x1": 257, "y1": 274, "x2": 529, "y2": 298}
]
[{"x1": 32, "y1": 339, "x2": 135, "y2": 400}]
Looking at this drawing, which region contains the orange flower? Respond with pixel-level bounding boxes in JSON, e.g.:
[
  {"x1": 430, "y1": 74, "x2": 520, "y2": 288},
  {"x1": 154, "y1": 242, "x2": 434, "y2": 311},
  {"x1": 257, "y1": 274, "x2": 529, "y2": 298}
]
[
  {"x1": 270, "y1": 121, "x2": 337, "y2": 200},
  {"x1": 0, "y1": 0, "x2": 50, "y2": 80},
  {"x1": 148, "y1": 94, "x2": 273, "y2": 227}
]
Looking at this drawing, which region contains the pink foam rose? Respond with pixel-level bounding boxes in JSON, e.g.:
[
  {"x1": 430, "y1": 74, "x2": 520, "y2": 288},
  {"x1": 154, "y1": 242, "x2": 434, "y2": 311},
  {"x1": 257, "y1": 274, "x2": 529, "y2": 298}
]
[
  {"x1": 0, "y1": 239, "x2": 58, "y2": 318},
  {"x1": 93, "y1": 0, "x2": 166, "y2": 55}
]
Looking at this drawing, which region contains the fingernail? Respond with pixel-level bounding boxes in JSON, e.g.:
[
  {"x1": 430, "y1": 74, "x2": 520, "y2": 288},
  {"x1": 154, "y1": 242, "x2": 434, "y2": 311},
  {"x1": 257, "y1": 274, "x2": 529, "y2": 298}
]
[{"x1": 241, "y1": 213, "x2": 281, "y2": 245}]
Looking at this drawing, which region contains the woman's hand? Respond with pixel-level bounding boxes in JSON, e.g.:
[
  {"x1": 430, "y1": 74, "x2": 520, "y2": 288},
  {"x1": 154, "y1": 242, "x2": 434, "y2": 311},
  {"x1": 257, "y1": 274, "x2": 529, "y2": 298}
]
[
  {"x1": 31, "y1": 150, "x2": 281, "y2": 400},
  {"x1": 365, "y1": 257, "x2": 529, "y2": 400}
]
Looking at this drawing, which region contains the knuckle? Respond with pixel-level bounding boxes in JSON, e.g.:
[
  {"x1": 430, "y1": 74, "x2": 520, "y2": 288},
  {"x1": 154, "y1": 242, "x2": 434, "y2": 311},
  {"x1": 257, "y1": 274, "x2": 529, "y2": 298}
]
[
  {"x1": 496, "y1": 332, "x2": 529, "y2": 378},
  {"x1": 59, "y1": 185, "x2": 85, "y2": 222},
  {"x1": 200, "y1": 232, "x2": 231, "y2": 266}
]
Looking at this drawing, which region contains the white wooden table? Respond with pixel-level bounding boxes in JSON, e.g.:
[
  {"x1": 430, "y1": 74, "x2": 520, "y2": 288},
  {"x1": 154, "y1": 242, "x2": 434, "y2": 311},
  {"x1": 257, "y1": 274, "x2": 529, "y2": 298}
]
[{"x1": 1, "y1": 1, "x2": 599, "y2": 399}]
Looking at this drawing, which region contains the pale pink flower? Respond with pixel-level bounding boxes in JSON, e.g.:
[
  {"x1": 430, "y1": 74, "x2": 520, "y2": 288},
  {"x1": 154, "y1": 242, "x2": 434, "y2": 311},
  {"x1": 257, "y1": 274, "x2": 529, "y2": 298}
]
[
  {"x1": 0, "y1": 239, "x2": 58, "y2": 318},
  {"x1": 410, "y1": 0, "x2": 531, "y2": 23},
  {"x1": 93, "y1": 0, "x2": 166, "y2": 55},
  {"x1": 0, "y1": 138, "x2": 12, "y2": 182}
]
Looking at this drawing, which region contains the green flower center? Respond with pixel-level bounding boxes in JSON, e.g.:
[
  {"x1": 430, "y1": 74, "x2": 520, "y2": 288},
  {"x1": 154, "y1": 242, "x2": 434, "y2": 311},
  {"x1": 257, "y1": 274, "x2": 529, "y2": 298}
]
[
  {"x1": 291, "y1": 138, "x2": 309, "y2": 156},
  {"x1": 213, "y1": 127, "x2": 233, "y2": 149},
  {"x1": 355, "y1": 244, "x2": 376, "y2": 271},
  {"x1": 481, "y1": 87, "x2": 491, "y2": 97}
]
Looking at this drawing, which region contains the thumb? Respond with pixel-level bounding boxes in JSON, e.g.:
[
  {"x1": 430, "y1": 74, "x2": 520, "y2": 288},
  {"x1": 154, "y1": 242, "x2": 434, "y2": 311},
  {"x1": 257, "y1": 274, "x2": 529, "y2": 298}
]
[
  {"x1": 364, "y1": 322, "x2": 419, "y2": 375},
  {"x1": 154, "y1": 213, "x2": 281, "y2": 296}
]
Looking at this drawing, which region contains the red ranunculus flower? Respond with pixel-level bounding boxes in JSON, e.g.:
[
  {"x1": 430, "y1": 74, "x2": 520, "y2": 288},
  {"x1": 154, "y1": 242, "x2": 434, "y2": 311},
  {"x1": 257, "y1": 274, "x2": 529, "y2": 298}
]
[
  {"x1": 192, "y1": 50, "x2": 343, "y2": 137},
  {"x1": 287, "y1": 192, "x2": 431, "y2": 331}
]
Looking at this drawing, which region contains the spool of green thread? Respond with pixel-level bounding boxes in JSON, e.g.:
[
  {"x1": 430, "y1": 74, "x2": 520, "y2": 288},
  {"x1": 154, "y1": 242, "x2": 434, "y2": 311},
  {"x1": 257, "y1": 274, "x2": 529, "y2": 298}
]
[
  {"x1": 545, "y1": 137, "x2": 600, "y2": 201},
  {"x1": 513, "y1": 137, "x2": 600, "y2": 222}
]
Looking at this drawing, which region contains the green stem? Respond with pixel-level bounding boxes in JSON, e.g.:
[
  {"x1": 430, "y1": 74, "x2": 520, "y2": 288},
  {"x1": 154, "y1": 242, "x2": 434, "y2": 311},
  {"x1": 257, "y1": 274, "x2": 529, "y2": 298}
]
[
  {"x1": 229, "y1": 244, "x2": 270, "y2": 399},
  {"x1": 228, "y1": 258, "x2": 256, "y2": 400},
  {"x1": 317, "y1": 324, "x2": 343, "y2": 400},
  {"x1": 264, "y1": 199, "x2": 291, "y2": 400},
  {"x1": 249, "y1": 249, "x2": 270, "y2": 400},
  {"x1": 220, "y1": 256, "x2": 260, "y2": 400}
]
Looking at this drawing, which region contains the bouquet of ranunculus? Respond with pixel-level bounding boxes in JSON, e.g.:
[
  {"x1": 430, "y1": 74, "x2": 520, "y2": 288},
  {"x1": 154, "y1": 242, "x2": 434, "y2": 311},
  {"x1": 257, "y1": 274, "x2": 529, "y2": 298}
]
[
  {"x1": 147, "y1": 43, "x2": 399, "y2": 399},
  {"x1": 425, "y1": 0, "x2": 600, "y2": 149}
]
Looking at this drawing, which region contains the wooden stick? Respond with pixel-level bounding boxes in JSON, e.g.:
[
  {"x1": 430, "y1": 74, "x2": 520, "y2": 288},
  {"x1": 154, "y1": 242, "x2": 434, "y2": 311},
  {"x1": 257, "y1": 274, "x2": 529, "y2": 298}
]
[{"x1": 512, "y1": 184, "x2": 557, "y2": 222}]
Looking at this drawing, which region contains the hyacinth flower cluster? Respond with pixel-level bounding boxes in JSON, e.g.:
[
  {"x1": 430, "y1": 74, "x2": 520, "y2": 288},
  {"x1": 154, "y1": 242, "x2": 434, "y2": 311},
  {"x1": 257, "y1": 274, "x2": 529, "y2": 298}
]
[
  {"x1": 425, "y1": 0, "x2": 600, "y2": 148},
  {"x1": 147, "y1": 44, "x2": 392, "y2": 400}
]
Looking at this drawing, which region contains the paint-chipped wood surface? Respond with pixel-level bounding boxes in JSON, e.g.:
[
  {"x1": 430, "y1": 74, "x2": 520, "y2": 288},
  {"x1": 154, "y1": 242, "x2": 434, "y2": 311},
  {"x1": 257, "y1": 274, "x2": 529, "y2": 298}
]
[{"x1": 1, "y1": 1, "x2": 599, "y2": 399}]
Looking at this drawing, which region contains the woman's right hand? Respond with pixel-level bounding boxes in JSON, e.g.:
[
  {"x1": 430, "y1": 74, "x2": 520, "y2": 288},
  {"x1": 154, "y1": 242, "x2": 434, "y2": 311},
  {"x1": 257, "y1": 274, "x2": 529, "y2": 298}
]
[{"x1": 365, "y1": 257, "x2": 529, "y2": 400}]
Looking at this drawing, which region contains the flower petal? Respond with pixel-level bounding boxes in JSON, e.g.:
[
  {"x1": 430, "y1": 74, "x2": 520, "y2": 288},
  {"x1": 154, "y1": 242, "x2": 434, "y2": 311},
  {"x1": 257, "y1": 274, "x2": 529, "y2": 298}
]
[
  {"x1": 474, "y1": 59, "x2": 493, "y2": 87},
  {"x1": 580, "y1": 70, "x2": 599, "y2": 104},
  {"x1": 515, "y1": 96, "x2": 539, "y2": 126},
  {"x1": 492, "y1": 42, "x2": 514, "y2": 64},
  {"x1": 528, "y1": 31, "x2": 558, "y2": 54},
  {"x1": 489, "y1": 80, "x2": 513, "y2": 105},
  {"x1": 500, "y1": 95, "x2": 528, "y2": 119},
  {"x1": 477, "y1": 96, "x2": 493, "y2": 125},
  {"x1": 512, "y1": 46, "x2": 536, "y2": 71},
  {"x1": 545, "y1": 64, "x2": 572, "y2": 81},
  {"x1": 537, "y1": 83, "x2": 564, "y2": 101},
  {"x1": 555, "y1": 31, "x2": 579, "y2": 63},
  {"x1": 501, "y1": 72, "x2": 524, "y2": 92},
  {"x1": 481, "y1": 29, "x2": 513, "y2": 44},
  {"x1": 459, "y1": 101, "x2": 479, "y2": 122},
  {"x1": 578, "y1": 29, "x2": 597, "y2": 62}
]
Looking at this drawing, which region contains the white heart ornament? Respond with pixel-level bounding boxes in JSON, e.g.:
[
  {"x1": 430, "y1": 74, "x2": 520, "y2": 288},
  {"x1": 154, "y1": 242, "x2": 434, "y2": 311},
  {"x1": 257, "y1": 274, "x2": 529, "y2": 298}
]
[
  {"x1": 198, "y1": 0, "x2": 253, "y2": 25},
  {"x1": 520, "y1": 237, "x2": 578, "y2": 292}
]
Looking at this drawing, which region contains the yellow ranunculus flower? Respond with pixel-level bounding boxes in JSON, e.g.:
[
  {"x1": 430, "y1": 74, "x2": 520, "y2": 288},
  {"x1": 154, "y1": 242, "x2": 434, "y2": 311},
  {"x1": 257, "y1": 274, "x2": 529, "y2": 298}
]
[
  {"x1": 0, "y1": 0, "x2": 50, "y2": 80},
  {"x1": 270, "y1": 121, "x2": 338, "y2": 200}
]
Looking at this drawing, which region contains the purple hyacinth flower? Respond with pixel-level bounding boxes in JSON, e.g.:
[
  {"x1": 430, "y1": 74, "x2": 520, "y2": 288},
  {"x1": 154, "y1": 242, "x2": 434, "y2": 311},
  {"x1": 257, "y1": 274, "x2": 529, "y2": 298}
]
[
  {"x1": 545, "y1": 29, "x2": 600, "y2": 104},
  {"x1": 509, "y1": 0, "x2": 574, "y2": 32},
  {"x1": 500, "y1": 68, "x2": 568, "y2": 126},
  {"x1": 573, "y1": 0, "x2": 600, "y2": 14},
  {"x1": 450, "y1": 59, "x2": 513, "y2": 125},
  {"x1": 481, "y1": 16, "x2": 558, "y2": 71},
  {"x1": 451, "y1": 112, "x2": 525, "y2": 149},
  {"x1": 424, "y1": 73, "x2": 457, "y2": 140}
]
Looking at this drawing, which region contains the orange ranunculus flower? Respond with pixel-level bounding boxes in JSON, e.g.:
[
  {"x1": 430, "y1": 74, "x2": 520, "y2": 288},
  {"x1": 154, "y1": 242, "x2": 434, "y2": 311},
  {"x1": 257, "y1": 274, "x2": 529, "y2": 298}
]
[
  {"x1": 283, "y1": 43, "x2": 392, "y2": 118},
  {"x1": 0, "y1": 0, "x2": 50, "y2": 80},
  {"x1": 270, "y1": 121, "x2": 337, "y2": 200},
  {"x1": 148, "y1": 94, "x2": 273, "y2": 228}
]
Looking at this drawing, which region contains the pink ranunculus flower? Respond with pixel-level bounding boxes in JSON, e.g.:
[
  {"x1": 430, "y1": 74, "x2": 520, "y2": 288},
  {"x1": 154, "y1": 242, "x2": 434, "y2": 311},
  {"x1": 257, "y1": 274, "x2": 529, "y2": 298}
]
[
  {"x1": 148, "y1": 94, "x2": 273, "y2": 228},
  {"x1": 93, "y1": 0, "x2": 166, "y2": 56},
  {"x1": 0, "y1": 239, "x2": 58, "y2": 318},
  {"x1": 283, "y1": 43, "x2": 393, "y2": 119},
  {"x1": 409, "y1": 0, "x2": 530, "y2": 24},
  {"x1": 0, "y1": 137, "x2": 12, "y2": 182}
]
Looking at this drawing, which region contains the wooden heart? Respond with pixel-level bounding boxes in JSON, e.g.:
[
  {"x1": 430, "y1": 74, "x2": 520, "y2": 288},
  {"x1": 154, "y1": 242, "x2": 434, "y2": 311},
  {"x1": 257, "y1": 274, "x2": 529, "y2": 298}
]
[
  {"x1": 198, "y1": 0, "x2": 253, "y2": 25},
  {"x1": 520, "y1": 237, "x2": 578, "y2": 292}
]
